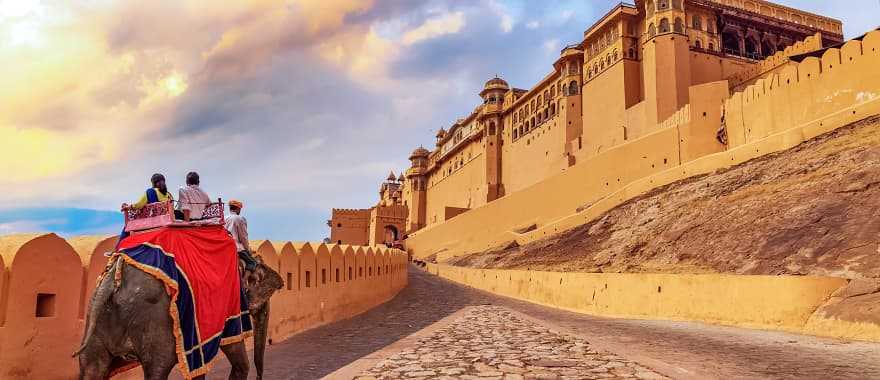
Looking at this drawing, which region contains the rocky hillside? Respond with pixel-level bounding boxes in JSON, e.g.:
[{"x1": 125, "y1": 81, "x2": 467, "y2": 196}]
[{"x1": 447, "y1": 116, "x2": 880, "y2": 280}]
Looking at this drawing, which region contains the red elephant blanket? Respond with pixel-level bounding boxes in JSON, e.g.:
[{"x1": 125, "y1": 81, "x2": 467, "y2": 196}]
[{"x1": 115, "y1": 225, "x2": 252, "y2": 378}]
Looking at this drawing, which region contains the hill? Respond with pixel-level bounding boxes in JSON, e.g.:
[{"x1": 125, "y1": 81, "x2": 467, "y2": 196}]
[{"x1": 446, "y1": 116, "x2": 880, "y2": 280}]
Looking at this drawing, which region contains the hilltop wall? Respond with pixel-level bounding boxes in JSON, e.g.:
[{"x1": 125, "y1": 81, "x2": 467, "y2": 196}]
[
  {"x1": 406, "y1": 29, "x2": 880, "y2": 261},
  {"x1": 0, "y1": 234, "x2": 407, "y2": 379}
]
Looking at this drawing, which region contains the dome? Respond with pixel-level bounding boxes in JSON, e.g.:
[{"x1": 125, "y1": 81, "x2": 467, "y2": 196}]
[
  {"x1": 410, "y1": 146, "x2": 430, "y2": 159},
  {"x1": 483, "y1": 77, "x2": 509, "y2": 90},
  {"x1": 435, "y1": 128, "x2": 447, "y2": 138}
]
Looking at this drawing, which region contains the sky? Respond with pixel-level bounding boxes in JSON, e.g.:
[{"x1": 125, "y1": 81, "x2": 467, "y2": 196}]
[{"x1": 0, "y1": 0, "x2": 877, "y2": 241}]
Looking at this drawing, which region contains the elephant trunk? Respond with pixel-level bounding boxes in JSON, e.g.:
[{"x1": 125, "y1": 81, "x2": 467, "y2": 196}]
[{"x1": 74, "y1": 256, "x2": 123, "y2": 357}]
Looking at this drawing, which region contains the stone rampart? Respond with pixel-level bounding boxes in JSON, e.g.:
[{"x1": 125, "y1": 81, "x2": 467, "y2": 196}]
[
  {"x1": 424, "y1": 264, "x2": 880, "y2": 342},
  {"x1": 406, "y1": 29, "x2": 880, "y2": 263},
  {"x1": 0, "y1": 234, "x2": 408, "y2": 379}
]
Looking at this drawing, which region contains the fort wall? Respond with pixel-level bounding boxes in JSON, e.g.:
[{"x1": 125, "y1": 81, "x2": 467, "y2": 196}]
[
  {"x1": 422, "y1": 264, "x2": 879, "y2": 342},
  {"x1": 407, "y1": 29, "x2": 880, "y2": 262},
  {"x1": 0, "y1": 234, "x2": 407, "y2": 379}
]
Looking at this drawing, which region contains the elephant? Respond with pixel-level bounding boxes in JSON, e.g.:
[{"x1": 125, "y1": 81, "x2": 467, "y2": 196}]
[{"x1": 76, "y1": 254, "x2": 283, "y2": 380}]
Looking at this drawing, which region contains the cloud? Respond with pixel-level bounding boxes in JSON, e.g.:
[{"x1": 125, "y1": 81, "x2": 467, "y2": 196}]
[
  {"x1": 1, "y1": 0, "x2": 870, "y2": 241},
  {"x1": 402, "y1": 11, "x2": 465, "y2": 46}
]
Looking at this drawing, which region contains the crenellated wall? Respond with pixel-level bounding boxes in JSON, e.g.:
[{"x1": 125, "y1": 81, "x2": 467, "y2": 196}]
[
  {"x1": 0, "y1": 234, "x2": 408, "y2": 379},
  {"x1": 407, "y1": 28, "x2": 880, "y2": 262}
]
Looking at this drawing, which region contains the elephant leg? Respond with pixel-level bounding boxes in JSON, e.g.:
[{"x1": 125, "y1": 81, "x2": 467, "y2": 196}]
[
  {"x1": 221, "y1": 341, "x2": 250, "y2": 380},
  {"x1": 253, "y1": 302, "x2": 270, "y2": 380},
  {"x1": 141, "y1": 358, "x2": 176, "y2": 380},
  {"x1": 78, "y1": 344, "x2": 112, "y2": 380}
]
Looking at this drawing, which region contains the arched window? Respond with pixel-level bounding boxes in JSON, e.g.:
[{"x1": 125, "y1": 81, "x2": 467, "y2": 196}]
[
  {"x1": 551, "y1": 85, "x2": 556, "y2": 97},
  {"x1": 537, "y1": 95, "x2": 542, "y2": 104},
  {"x1": 513, "y1": 129, "x2": 519, "y2": 139},
  {"x1": 544, "y1": 90, "x2": 549, "y2": 102},
  {"x1": 692, "y1": 15, "x2": 702, "y2": 30},
  {"x1": 695, "y1": 39, "x2": 702, "y2": 49},
  {"x1": 648, "y1": 23, "x2": 656, "y2": 37},
  {"x1": 613, "y1": 49, "x2": 618, "y2": 61},
  {"x1": 588, "y1": 70, "x2": 593, "y2": 78},
  {"x1": 531, "y1": 100, "x2": 536, "y2": 112},
  {"x1": 550, "y1": 103, "x2": 556, "y2": 115},
  {"x1": 606, "y1": 54, "x2": 611, "y2": 66},
  {"x1": 708, "y1": 42, "x2": 715, "y2": 51},
  {"x1": 530, "y1": 117, "x2": 535, "y2": 129},
  {"x1": 525, "y1": 104, "x2": 530, "y2": 114},
  {"x1": 674, "y1": 17, "x2": 683, "y2": 33},
  {"x1": 513, "y1": 113, "x2": 517, "y2": 123},
  {"x1": 568, "y1": 80, "x2": 578, "y2": 95},
  {"x1": 562, "y1": 83, "x2": 568, "y2": 95},
  {"x1": 659, "y1": 18, "x2": 670, "y2": 33}
]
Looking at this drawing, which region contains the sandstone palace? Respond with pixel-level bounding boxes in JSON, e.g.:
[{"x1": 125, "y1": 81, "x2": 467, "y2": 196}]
[{"x1": 328, "y1": 0, "x2": 869, "y2": 250}]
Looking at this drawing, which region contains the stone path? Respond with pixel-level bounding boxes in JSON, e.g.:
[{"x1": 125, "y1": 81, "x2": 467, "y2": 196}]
[
  {"x1": 355, "y1": 305, "x2": 665, "y2": 380},
  {"x1": 198, "y1": 266, "x2": 880, "y2": 379}
]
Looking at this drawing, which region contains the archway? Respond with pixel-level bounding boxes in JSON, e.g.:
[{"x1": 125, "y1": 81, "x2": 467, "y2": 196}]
[
  {"x1": 722, "y1": 29, "x2": 741, "y2": 55},
  {"x1": 762, "y1": 38, "x2": 776, "y2": 56},
  {"x1": 744, "y1": 35, "x2": 760, "y2": 58},
  {"x1": 383, "y1": 225, "x2": 399, "y2": 244}
]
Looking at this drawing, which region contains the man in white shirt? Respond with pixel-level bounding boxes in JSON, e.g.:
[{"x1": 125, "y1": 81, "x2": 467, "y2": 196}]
[
  {"x1": 178, "y1": 171, "x2": 212, "y2": 221},
  {"x1": 226, "y1": 199, "x2": 257, "y2": 271}
]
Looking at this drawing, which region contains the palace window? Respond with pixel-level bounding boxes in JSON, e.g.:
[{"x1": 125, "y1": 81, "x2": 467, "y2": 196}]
[
  {"x1": 551, "y1": 85, "x2": 556, "y2": 97},
  {"x1": 695, "y1": 39, "x2": 702, "y2": 49},
  {"x1": 513, "y1": 129, "x2": 519, "y2": 139},
  {"x1": 708, "y1": 42, "x2": 715, "y2": 51},
  {"x1": 674, "y1": 17, "x2": 684, "y2": 33},
  {"x1": 562, "y1": 83, "x2": 568, "y2": 95},
  {"x1": 659, "y1": 18, "x2": 670, "y2": 33},
  {"x1": 568, "y1": 80, "x2": 578, "y2": 95},
  {"x1": 692, "y1": 15, "x2": 702, "y2": 31},
  {"x1": 550, "y1": 103, "x2": 556, "y2": 115},
  {"x1": 648, "y1": 23, "x2": 656, "y2": 37},
  {"x1": 658, "y1": 0, "x2": 668, "y2": 10},
  {"x1": 538, "y1": 95, "x2": 542, "y2": 104},
  {"x1": 613, "y1": 49, "x2": 618, "y2": 61}
]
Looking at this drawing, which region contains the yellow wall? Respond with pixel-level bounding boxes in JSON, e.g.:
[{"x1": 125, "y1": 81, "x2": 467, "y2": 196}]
[
  {"x1": 423, "y1": 264, "x2": 880, "y2": 341},
  {"x1": 425, "y1": 143, "x2": 486, "y2": 225},
  {"x1": 502, "y1": 115, "x2": 567, "y2": 194}
]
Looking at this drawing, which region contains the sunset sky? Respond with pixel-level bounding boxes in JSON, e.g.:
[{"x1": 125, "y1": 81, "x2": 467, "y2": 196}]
[{"x1": 1, "y1": 0, "x2": 877, "y2": 240}]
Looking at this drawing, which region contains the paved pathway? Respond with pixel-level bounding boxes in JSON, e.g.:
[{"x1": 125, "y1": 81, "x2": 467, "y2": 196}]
[
  {"x1": 355, "y1": 305, "x2": 666, "y2": 380},
  {"x1": 202, "y1": 266, "x2": 880, "y2": 379}
]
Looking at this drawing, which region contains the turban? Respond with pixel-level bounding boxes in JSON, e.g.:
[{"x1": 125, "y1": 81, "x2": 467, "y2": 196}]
[{"x1": 229, "y1": 200, "x2": 243, "y2": 209}]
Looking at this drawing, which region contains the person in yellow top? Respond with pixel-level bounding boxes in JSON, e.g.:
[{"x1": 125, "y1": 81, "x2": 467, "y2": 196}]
[{"x1": 121, "y1": 173, "x2": 174, "y2": 211}]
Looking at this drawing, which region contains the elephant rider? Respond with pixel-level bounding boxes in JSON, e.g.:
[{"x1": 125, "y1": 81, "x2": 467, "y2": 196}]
[
  {"x1": 115, "y1": 173, "x2": 174, "y2": 251},
  {"x1": 121, "y1": 173, "x2": 174, "y2": 211},
  {"x1": 226, "y1": 200, "x2": 258, "y2": 272},
  {"x1": 177, "y1": 171, "x2": 212, "y2": 221}
]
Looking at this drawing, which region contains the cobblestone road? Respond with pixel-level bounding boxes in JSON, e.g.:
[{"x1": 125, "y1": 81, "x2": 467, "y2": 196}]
[
  {"x1": 201, "y1": 266, "x2": 880, "y2": 379},
  {"x1": 356, "y1": 305, "x2": 666, "y2": 380}
]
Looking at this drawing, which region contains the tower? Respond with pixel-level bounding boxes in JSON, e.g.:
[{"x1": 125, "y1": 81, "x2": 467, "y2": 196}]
[
  {"x1": 405, "y1": 147, "x2": 429, "y2": 233},
  {"x1": 554, "y1": 46, "x2": 584, "y2": 162},
  {"x1": 479, "y1": 77, "x2": 508, "y2": 201},
  {"x1": 640, "y1": 0, "x2": 691, "y2": 125}
]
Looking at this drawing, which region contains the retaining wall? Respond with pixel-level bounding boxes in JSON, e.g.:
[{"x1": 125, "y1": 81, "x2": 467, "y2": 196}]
[
  {"x1": 425, "y1": 264, "x2": 880, "y2": 342},
  {"x1": 0, "y1": 233, "x2": 408, "y2": 379}
]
